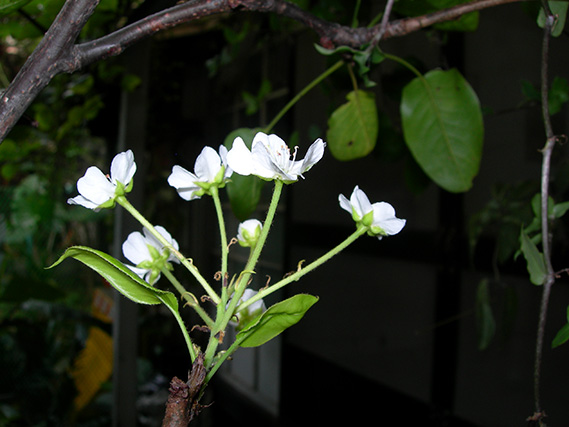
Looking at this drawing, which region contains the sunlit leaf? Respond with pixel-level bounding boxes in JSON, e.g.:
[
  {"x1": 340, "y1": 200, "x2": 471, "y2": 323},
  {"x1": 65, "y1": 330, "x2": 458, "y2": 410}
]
[
  {"x1": 327, "y1": 90, "x2": 378, "y2": 161},
  {"x1": 400, "y1": 68, "x2": 483, "y2": 193}
]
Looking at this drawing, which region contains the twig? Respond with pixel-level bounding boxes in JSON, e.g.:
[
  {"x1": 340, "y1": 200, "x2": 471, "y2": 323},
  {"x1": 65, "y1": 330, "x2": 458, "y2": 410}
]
[
  {"x1": 530, "y1": 2, "x2": 557, "y2": 424},
  {"x1": 0, "y1": 0, "x2": 537, "y2": 143}
]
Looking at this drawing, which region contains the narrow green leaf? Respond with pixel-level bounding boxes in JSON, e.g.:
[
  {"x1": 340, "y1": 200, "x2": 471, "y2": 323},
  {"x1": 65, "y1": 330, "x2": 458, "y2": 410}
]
[
  {"x1": 400, "y1": 68, "x2": 484, "y2": 193},
  {"x1": 326, "y1": 90, "x2": 378, "y2": 161},
  {"x1": 224, "y1": 128, "x2": 265, "y2": 221},
  {"x1": 49, "y1": 246, "x2": 169, "y2": 305},
  {"x1": 552, "y1": 320, "x2": 569, "y2": 348},
  {"x1": 475, "y1": 279, "x2": 495, "y2": 350},
  {"x1": 519, "y1": 230, "x2": 546, "y2": 285},
  {"x1": 237, "y1": 294, "x2": 318, "y2": 348}
]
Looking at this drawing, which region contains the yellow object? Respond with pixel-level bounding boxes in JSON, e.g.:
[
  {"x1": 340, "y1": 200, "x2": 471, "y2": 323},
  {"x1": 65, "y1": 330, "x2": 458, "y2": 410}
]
[{"x1": 71, "y1": 287, "x2": 114, "y2": 412}]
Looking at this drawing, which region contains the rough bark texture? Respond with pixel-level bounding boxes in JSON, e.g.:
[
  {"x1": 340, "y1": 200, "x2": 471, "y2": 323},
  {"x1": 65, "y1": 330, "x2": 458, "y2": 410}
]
[{"x1": 162, "y1": 353, "x2": 207, "y2": 427}]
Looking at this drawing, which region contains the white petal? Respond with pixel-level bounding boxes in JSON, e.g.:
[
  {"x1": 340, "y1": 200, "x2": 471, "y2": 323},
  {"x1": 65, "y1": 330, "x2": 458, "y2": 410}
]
[
  {"x1": 300, "y1": 138, "x2": 326, "y2": 173},
  {"x1": 338, "y1": 194, "x2": 352, "y2": 214},
  {"x1": 67, "y1": 195, "x2": 100, "y2": 209},
  {"x1": 122, "y1": 231, "x2": 151, "y2": 265},
  {"x1": 372, "y1": 202, "x2": 406, "y2": 235},
  {"x1": 77, "y1": 166, "x2": 116, "y2": 205},
  {"x1": 248, "y1": 143, "x2": 280, "y2": 179},
  {"x1": 126, "y1": 264, "x2": 152, "y2": 282},
  {"x1": 194, "y1": 146, "x2": 222, "y2": 181},
  {"x1": 218, "y1": 145, "x2": 233, "y2": 178},
  {"x1": 167, "y1": 165, "x2": 201, "y2": 201},
  {"x1": 350, "y1": 186, "x2": 372, "y2": 218},
  {"x1": 144, "y1": 225, "x2": 180, "y2": 263},
  {"x1": 226, "y1": 137, "x2": 256, "y2": 176},
  {"x1": 110, "y1": 150, "x2": 136, "y2": 186}
]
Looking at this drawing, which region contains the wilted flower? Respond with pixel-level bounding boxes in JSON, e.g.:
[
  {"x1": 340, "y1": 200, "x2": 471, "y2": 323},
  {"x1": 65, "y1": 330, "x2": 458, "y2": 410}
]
[
  {"x1": 122, "y1": 225, "x2": 180, "y2": 284},
  {"x1": 68, "y1": 150, "x2": 137, "y2": 210},
  {"x1": 236, "y1": 219, "x2": 263, "y2": 248},
  {"x1": 226, "y1": 132, "x2": 325, "y2": 183},
  {"x1": 339, "y1": 185, "x2": 406, "y2": 239},
  {"x1": 168, "y1": 145, "x2": 232, "y2": 201}
]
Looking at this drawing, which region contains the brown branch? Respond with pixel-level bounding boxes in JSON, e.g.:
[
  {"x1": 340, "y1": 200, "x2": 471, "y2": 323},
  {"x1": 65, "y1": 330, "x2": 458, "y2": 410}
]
[
  {"x1": 0, "y1": 0, "x2": 100, "y2": 140},
  {"x1": 0, "y1": 0, "x2": 536, "y2": 143},
  {"x1": 162, "y1": 353, "x2": 206, "y2": 427},
  {"x1": 529, "y1": 1, "x2": 561, "y2": 424}
]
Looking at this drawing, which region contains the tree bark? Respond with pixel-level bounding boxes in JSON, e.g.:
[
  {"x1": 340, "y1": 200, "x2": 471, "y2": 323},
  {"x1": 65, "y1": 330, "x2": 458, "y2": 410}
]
[{"x1": 162, "y1": 353, "x2": 206, "y2": 427}]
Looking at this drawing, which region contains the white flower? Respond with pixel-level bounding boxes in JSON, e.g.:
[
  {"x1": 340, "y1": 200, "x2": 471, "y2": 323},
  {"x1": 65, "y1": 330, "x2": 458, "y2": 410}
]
[
  {"x1": 339, "y1": 186, "x2": 406, "y2": 239},
  {"x1": 122, "y1": 225, "x2": 180, "y2": 284},
  {"x1": 236, "y1": 219, "x2": 263, "y2": 248},
  {"x1": 167, "y1": 145, "x2": 232, "y2": 201},
  {"x1": 68, "y1": 150, "x2": 137, "y2": 210},
  {"x1": 228, "y1": 289, "x2": 266, "y2": 329},
  {"x1": 226, "y1": 132, "x2": 325, "y2": 183}
]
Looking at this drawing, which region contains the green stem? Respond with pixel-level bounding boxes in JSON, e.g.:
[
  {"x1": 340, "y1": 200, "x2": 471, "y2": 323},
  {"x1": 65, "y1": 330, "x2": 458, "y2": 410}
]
[
  {"x1": 203, "y1": 180, "x2": 285, "y2": 369},
  {"x1": 116, "y1": 196, "x2": 220, "y2": 304},
  {"x1": 382, "y1": 52, "x2": 423, "y2": 79},
  {"x1": 211, "y1": 187, "x2": 229, "y2": 277},
  {"x1": 162, "y1": 267, "x2": 214, "y2": 328},
  {"x1": 264, "y1": 60, "x2": 344, "y2": 133},
  {"x1": 239, "y1": 227, "x2": 367, "y2": 312}
]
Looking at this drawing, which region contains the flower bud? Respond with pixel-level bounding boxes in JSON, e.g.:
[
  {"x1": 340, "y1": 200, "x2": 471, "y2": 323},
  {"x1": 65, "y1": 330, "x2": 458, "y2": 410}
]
[{"x1": 237, "y1": 219, "x2": 263, "y2": 248}]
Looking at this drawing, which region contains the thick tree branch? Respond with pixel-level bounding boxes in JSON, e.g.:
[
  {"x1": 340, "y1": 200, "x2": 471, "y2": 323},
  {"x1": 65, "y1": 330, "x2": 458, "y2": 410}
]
[
  {"x1": 0, "y1": 0, "x2": 535, "y2": 143},
  {"x1": 0, "y1": 0, "x2": 99, "y2": 139}
]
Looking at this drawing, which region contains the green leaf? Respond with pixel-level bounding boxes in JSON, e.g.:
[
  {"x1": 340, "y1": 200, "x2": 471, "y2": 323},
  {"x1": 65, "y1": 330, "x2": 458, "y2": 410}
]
[
  {"x1": 538, "y1": 1, "x2": 569, "y2": 37},
  {"x1": 548, "y1": 76, "x2": 569, "y2": 114},
  {"x1": 48, "y1": 246, "x2": 171, "y2": 305},
  {"x1": 519, "y1": 230, "x2": 546, "y2": 285},
  {"x1": 237, "y1": 294, "x2": 318, "y2": 348},
  {"x1": 475, "y1": 279, "x2": 495, "y2": 350},
  {"x1": 400, "y1": 68, "x2": 484, "y2": 193},
  {"x1": 224, "y1": 128, "x2": 265, "y2": 221},
  {"x1": 552, "y1": 316, "x2": 569, "y2": 348},
  {"x1": 0, "y1": 0, "x2": 32, "y2": 16},
  {"x1": 326, "y1": 90, "x2": 378, "y2": 161}
]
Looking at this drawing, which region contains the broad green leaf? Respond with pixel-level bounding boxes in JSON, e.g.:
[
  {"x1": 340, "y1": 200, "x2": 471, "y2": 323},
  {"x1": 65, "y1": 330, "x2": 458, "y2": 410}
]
[
  {"x1": 475, "y1": 279, "x2": 495, "y2": 350},
  {"x1": 237, "y1": 294, "x2": 318, "y2": 348},
  {"x1": 224, "y1": 128, "x2": 265, "y2": 221},
  {"x1": 400, "y1": 68, "x2": 483, "y2": 193},
  {"x1": 0, "y1": 0, "x2": 32, "y2": 16},
  {"x1": 538, "y1": 1, "x2": 569, "y2": 37},
  {"x1": 327, "y1": 90, "x2": 378, "y2": 161},
  {"x1": 519, "y1": 230, "x2": 546, "y2": 285},
  {"x1": 49, "y1": 246, "x2": 169, "y2": 305}
]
